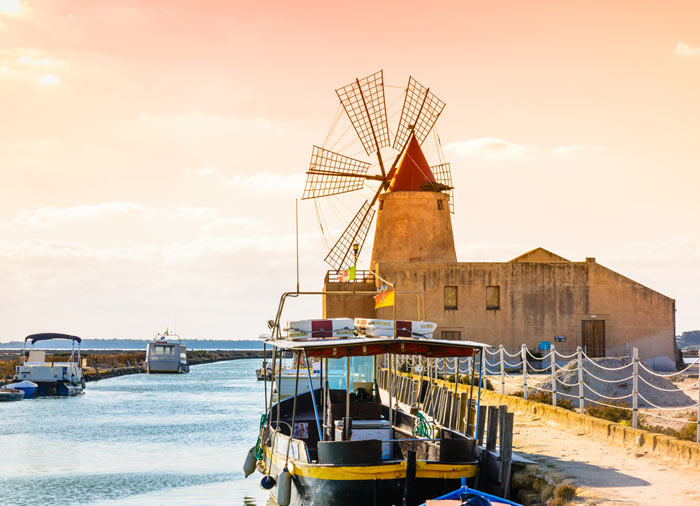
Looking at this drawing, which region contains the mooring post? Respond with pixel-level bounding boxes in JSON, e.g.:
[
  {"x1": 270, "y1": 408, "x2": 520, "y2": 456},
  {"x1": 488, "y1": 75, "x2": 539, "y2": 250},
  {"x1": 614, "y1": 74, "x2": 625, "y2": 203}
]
[
  {"x1": 551, "y1": 344, "x2": 557, "y2": 407},
  {"x1": 521, "y1": 344, "x2": 528, "y2": 400},
  {"x1": 577, "y1": 346, "x2": 584, "y2": 414},
  {"x1": 500, "y1": 411, "x2": 514, "y2": 499},
  {"x1": 486, "y1": 405, "x2": 498, "y2": 451},
  {"x1": 477, "y1": 405, "x2": 487, "y2": 445},
  {"x1": 632, "y1": 347, "x2": 639, "y2": 429},
  {"x1": 402, "y1": 449, "x2": 417, "y2": 506},
  {"x1": 500, "y1": 345, "x2": 505, "y2": 394}
]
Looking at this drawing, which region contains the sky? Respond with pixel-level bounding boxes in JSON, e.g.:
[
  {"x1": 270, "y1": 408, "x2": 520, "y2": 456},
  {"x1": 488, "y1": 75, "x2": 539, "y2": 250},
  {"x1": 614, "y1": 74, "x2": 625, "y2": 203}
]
[{"x1": 1, "y1": 0, "x2": 699, "y2": 341}]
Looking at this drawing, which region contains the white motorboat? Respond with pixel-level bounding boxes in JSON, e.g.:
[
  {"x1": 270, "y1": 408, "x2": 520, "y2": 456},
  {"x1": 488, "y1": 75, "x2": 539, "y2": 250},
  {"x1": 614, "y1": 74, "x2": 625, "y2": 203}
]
[
  {"x1": 144, "y1": 330, "x2": 189, "y2": 374},
  {"x1": 13, "y1": 333, "x2": 85, "y2": 396}
]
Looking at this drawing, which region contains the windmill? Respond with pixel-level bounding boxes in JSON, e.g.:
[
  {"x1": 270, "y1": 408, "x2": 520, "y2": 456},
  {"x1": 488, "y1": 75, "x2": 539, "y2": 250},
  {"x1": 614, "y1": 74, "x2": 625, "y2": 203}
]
[{"x1": 302, "y1": 70, "x2": 454, "y2": 271}]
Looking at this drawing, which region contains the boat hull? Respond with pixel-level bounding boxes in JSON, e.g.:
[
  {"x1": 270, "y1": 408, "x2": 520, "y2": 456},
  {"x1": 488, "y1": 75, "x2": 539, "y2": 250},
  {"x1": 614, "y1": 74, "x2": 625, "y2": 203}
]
[
  {"x1": 290, "y1": 474, "x2": 468, "y2": 506},
  {"x1": 4, "y1": 381, "x2": 38, "y2": 398},
  {"x1": 34, "y1": 381, "x2": 84, "y2": 397},
  {"x1": 262, "y1": 446, "x2": 477, "y2": 506},
  {"x1": 145, "y1": 361, "x2": 189, "y2": 373},
  {"x1": 0, "y1": 388, "x2": 24, "y2": 402}
]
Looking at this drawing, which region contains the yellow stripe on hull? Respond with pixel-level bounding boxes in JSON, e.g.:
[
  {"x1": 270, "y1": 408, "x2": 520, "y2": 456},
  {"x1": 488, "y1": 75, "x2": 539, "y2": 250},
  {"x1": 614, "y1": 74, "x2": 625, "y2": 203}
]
[{"x1": 263, "y1": 446, "x2": 477, "y2": 481}]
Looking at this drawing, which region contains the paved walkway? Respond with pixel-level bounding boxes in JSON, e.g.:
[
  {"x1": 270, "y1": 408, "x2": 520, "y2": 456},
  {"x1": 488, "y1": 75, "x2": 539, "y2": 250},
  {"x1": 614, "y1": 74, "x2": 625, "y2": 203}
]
[{"x1": 507, "y1": 410, "x2": 700, "y2": 505}]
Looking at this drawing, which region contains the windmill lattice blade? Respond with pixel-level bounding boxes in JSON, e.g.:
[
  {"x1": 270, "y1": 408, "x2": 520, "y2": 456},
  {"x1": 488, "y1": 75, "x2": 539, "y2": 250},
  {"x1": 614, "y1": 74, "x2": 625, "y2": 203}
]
[
  {"x1": 336, "y1": 70, "x2": 390, "y2": 156},
  {"x1": 393, "y1": 77, "x2": 446, "y2": 151},
  {"x1": 324, "y1": 201, "x2": 376, "y2": 270},
  {"x1": 431, "y1": 163, "x2": 454, "y2": 214},
  {"x1": 302, "y1": 146, "x2": 371, "y2": 199}
]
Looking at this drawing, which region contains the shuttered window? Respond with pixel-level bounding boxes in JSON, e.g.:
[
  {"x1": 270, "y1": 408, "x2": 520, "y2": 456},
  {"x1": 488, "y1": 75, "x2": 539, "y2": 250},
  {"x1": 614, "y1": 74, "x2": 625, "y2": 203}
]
[
  {"x1": 444, "y1": 286, "x2": 458, "y2": 310},
  {"x1": 441, "y1": 330, "x2": 462, "y2": 340},
  {"x1": 486, "y1": 286, "x2": 500, "y2": 310}
]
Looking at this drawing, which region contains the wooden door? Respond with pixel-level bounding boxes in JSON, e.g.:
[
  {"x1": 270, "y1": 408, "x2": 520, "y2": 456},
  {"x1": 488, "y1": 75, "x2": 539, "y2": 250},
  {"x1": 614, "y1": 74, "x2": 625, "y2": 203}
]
[{"x1": 582, "y1": 320, "x2": 605, "y2": 357}]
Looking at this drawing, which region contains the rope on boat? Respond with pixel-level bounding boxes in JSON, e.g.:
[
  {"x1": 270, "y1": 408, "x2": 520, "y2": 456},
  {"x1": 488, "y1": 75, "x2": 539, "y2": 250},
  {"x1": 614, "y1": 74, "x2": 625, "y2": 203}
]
[
  {"x1": 254, "y1": 413, "x2": 267, "y2": 460},
  {"x1": 413, "y1": 411, "x2": 433, "y2": 438}
]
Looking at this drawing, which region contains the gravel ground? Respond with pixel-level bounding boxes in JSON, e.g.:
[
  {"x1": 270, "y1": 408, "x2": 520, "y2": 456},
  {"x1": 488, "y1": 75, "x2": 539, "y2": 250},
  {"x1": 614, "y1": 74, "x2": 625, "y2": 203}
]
[{"x1": 504, "y1": 408, "x2": 700, "y2": 505}]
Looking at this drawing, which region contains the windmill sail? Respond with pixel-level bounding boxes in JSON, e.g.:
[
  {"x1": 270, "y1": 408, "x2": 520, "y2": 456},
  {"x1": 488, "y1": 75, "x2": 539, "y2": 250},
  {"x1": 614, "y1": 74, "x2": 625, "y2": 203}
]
[
  {"x1": 430, "y1": 163, "x2": 454, "y2": 213},
  {"x1": 393, "y1": 77, "x2": 446, "y2": 151},
  {"x1": 302, "y1": 146, "x2": 371, "y2": 199},
  {"x1": 324, "y1": 200, "x2": 376, "y2": 270},
  {"x1": 336, "y1": 70, "x2": 390, "y2": 156}
]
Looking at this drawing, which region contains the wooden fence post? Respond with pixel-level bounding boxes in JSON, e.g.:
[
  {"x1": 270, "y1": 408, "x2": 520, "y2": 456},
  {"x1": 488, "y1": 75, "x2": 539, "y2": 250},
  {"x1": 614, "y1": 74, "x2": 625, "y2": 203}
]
[
  {"x1": 577, "y1": 346, "x2": 584, "y2": 414},
  {"x1": 521, "y1": 344, "x2": 528, "y2": 400},
  {"x1": 632, "y1": 347, "x2": 639, "y2": 429},
  {"x1": 551, "y1": 344, "x2": 557, "y2": 407}
]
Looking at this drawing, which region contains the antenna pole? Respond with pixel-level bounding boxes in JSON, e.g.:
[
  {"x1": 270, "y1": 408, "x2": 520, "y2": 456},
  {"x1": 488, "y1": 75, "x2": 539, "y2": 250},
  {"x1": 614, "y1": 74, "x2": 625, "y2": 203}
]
[
  {"x1": 355, "y1": 78, "x2": 386, "y2": 178},
  {"x1": 296, "y1": 199, "x2": 300, "y2": 293}
]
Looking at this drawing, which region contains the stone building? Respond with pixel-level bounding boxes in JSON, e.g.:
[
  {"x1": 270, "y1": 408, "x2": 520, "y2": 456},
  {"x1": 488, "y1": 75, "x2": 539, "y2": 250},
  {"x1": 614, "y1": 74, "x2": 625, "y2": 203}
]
[{"x1": 322, "y1": 141, "x2": 677, "y2": 364}]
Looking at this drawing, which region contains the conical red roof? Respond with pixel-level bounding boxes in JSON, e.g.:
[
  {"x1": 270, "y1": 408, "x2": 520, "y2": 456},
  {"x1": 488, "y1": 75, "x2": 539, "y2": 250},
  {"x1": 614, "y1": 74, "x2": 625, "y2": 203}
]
[{"x1": 388, "y1": 134, "x2": 436, "y2": 191}]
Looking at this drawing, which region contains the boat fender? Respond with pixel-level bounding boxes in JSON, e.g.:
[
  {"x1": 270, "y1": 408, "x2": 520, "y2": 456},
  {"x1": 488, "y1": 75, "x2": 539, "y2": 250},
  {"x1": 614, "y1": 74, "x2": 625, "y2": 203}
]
[
  {"x1": 277, "y1": 467, "x2": 292, "y2": 506},
  {"x1": 259, "y1": 474, "x2": 276, "y2": 490},
  {"x1": 81, "y1": 377, "x2": 86, "y2": 389},
  {"x1": 460, "y1": 493, "x2": 492, "y2": 506},
  {"x1": 243, "y1": 447, "x2": 257, "y2": 478}
]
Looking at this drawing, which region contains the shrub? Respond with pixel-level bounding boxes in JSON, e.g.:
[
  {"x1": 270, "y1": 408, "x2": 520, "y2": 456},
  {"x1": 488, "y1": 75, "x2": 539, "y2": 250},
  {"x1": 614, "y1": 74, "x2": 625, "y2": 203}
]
[
  {"x1": 512, "y1": 389, "x2": 575, "y2": 411},
  {"x1": 641, "y1": 415, "x2": 697, "y2": 442},
  {"x1": 447, "y1": 373, "x2": 494, "y2": 391},
  {"x1": 553, "y1": 483, "x2": 576, "y2": 502},
  {"x1": 584, "y1": 401, "x2": 632, "y2": 424}
]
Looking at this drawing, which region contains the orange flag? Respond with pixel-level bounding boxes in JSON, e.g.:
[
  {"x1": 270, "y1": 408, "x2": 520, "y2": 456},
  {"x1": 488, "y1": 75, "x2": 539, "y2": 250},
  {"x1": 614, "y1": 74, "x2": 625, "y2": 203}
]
[{"x1": 374, "y1": 289, "x2": 395, "y2": 309}]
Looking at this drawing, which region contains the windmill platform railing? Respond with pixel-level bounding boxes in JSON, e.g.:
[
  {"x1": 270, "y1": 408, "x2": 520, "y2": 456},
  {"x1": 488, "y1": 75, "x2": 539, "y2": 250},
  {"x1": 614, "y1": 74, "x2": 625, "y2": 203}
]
[{"x1": 325, "y1": 269, "x2": 375, "y2": 283}]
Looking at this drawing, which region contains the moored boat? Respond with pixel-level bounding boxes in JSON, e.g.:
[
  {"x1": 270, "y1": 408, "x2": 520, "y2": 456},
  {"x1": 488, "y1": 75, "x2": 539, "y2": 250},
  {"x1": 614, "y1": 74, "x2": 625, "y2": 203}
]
[
  {"x1": 13, "y1": 333, "x2": 85, "y2": 396},
  {"x1": 3, "y1": 380, "x2": 38, "y2": 398},
  {"x1": 0, "y1": 387, "x2": 25, "y2": 402},
  {"x1": 144, "y1": 330, "x2": 189, "y2": 374},
  {"x1": 243, "y1": 291, "x2": 491, "y2": 506}
]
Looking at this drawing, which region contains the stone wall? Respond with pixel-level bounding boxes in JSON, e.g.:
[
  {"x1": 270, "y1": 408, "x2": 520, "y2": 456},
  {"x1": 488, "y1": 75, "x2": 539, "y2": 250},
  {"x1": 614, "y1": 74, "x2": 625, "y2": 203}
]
[{"x1": 371, "y1": 256, "x2": 676, "y2": 362}]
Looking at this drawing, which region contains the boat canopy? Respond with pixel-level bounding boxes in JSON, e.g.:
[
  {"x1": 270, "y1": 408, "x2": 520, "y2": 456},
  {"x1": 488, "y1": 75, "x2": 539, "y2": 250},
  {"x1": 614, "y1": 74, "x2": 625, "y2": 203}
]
[
  {"x1": 267, "y1": 336, "x2": 487, "y2": 359},
  {"x1": 25, "y1": 333, "x2": 82, "y2": 345}
]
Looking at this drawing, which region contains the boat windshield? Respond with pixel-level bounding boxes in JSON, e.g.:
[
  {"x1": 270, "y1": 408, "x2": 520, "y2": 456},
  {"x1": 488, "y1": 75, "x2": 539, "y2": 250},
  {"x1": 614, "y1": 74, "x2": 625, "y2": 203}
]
[
  {"x1": 154, "y1": 345, "x2": 176, "y2": 356},
  {"x1": 326, "y1": 356, "x2": 374, "y2": 390}
]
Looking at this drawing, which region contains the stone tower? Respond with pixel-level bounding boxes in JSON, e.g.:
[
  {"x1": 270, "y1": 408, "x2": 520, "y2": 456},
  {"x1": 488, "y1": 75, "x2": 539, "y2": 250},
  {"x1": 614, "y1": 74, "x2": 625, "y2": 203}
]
[{"x1": 370, "y1": 134, "x2": 457, "y2": 271}]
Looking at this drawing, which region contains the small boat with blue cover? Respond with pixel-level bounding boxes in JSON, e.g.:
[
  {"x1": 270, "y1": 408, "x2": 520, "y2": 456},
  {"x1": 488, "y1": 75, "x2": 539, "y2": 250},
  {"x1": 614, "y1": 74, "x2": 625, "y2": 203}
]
[{"x1": 3, "y1": 380, "x2": 38, "y2": 398}]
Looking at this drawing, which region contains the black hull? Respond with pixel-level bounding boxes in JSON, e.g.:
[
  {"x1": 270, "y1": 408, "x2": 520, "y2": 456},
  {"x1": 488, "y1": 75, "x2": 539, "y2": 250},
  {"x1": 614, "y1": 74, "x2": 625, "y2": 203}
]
[
  {"x1": 290, "y1": 475, "x2": 469, "y2": 506},
  {"x1": 36, "y1": 382, "x2": 84, "y2": 397}
]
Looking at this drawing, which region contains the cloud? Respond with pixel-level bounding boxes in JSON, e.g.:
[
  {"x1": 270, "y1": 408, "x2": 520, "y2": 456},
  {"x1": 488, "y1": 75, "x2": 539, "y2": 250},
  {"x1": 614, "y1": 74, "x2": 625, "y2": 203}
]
[
  {"x1": 187, "y1": 167, "x2": 217, "y2": 176},
  {"x1": 201, "y1": 217, "x2": 259, "y2": 233},
  {"x1": 15, "y1": 202, "x2": 146, "y2": 226},
  {"x1": 445, "y1": 137, "x2": 533, "y2": 161},
  {"x1": 0, "y1": 0, "x2": 22, "y2": 17},
  {"x1": 220, "y1": 172, "x2": 305, "y2": 192},
  {"x1": 39, "y1": 73, "x2": 60, "y2": 86},
  {"x1": 674, "y1": 41, "x2": 700, "y2": 59},
  {"x1": 553, "y1": 144, "x2": 584, "y2": 156}
]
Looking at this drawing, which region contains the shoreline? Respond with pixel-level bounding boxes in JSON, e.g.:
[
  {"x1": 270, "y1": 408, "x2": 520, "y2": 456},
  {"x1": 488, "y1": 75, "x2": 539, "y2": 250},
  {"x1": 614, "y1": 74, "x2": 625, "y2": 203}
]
[{"x1": 1, "y1": 349, "x2": 271, "y2": 384}]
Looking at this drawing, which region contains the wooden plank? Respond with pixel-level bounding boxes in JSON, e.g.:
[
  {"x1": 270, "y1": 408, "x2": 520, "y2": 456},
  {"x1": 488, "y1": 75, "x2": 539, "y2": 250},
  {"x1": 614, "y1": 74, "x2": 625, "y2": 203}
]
[
  {"x1": 500, "y1": 412, "x2": 514, "y2": 499},
  {"x1": 486, "y1": 405, "x2": 498, "y2": 451},
  {"x1": 477, "y1": 405, "x2": 487, "y2": 445}
]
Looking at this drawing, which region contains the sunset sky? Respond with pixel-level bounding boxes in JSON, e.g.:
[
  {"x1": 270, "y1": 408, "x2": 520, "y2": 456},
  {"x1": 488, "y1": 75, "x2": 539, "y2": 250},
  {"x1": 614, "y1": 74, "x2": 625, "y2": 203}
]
[{"x1": 2, "y1": 1, "x2": 699, "y2": 341}]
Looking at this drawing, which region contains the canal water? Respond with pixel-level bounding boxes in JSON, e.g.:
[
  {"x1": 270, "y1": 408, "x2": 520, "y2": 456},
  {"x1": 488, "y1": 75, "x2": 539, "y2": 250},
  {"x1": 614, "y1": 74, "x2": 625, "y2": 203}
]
[{"x1": 0, "y1": 359, "x2": 271, "y2": 505}]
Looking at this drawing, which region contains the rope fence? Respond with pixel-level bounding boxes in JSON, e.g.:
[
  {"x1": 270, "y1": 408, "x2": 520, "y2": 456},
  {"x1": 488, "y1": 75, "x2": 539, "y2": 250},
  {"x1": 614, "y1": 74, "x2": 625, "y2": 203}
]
[{"x1": 395, "y1": 344, "x2": 700, "y2": 443}]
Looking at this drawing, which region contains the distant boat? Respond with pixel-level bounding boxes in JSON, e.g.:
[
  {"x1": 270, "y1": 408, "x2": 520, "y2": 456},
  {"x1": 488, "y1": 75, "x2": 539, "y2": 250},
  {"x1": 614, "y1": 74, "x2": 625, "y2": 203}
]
[
  {"x1": 13, "y1": 333, "x2": 85, "y2": 396},
  {"x1": 0, "y1": 387, "x2": 24, "y2": 402},
  {"x1": 3, "y1": 380, "x2": 38, "y2": 398},
  {"x1": 144, "y1": 331, "x2": 189, "y2": 374}
]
